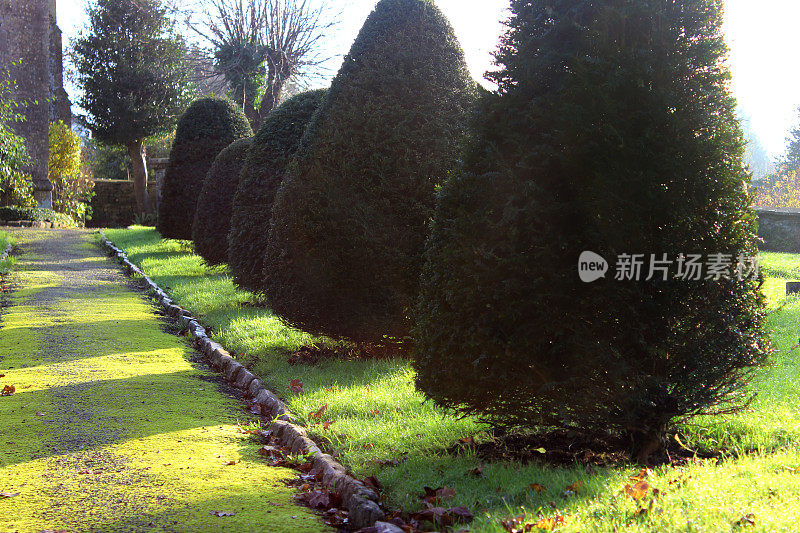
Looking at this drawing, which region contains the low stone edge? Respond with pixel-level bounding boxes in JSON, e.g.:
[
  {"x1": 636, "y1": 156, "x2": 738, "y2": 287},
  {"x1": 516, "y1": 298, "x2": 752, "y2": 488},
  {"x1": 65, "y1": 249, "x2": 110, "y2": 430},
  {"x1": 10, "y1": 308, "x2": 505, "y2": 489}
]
[{"x1": 97, "y1": 231, "x2": 385, "y2": 529}]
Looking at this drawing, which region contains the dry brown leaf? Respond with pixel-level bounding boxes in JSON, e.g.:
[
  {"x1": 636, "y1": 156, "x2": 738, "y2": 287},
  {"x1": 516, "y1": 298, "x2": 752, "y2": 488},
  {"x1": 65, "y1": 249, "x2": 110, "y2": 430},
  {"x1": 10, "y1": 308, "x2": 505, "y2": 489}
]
[
  {"x1": 309, "y1": 404, "x2": 328, "y2": 421},
  {"x1": 323, "y1": 420, "x2": 334, "y2": 431},
  {"x1": 289, "y1": 379, "x2": 304, "y2": 394},
  {"x1": 565, "y1": 481, "x2": 584, "y2": 493},
  {"x1": 1, "y1": 385, "x2": 15, "y2": 396},
  {"x1": 622, "y1": 480, "x2": 650, "y2": 501},
  {"x1": 534, "y1": 514, "x2": 566, "y2": 531},
  {"x1": 529, "y1": 483, "x2": 546, "y2": 493}
]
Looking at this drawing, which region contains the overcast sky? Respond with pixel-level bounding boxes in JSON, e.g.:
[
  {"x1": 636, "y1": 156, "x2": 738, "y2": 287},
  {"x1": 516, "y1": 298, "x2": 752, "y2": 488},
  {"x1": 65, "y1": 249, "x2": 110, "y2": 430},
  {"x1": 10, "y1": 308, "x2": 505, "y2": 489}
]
[{"x1": 56, "y1": 0, "x2": 800, "y2": 157}]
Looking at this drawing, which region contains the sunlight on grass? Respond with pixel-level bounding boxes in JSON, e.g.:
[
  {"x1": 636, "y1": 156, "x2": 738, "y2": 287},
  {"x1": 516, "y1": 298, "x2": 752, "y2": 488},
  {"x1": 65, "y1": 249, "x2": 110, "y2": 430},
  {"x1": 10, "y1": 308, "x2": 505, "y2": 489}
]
[{"x1": 105, "y1": 227, "x2": 800, "y2": 532}]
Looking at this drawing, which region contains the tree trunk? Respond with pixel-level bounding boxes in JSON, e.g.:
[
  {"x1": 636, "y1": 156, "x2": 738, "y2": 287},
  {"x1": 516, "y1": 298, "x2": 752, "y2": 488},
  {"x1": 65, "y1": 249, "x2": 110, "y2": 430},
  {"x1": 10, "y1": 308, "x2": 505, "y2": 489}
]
[{"x1": 126, "y1": 140, "x2": 151, "y2": 216}]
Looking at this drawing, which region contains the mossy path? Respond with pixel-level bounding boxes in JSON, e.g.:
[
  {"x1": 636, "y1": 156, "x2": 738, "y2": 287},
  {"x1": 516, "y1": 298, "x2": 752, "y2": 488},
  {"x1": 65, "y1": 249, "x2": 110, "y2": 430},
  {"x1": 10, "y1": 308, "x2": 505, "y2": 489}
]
[{"x1": 0, "y1": 228, "x2": 329, "y2": 532}]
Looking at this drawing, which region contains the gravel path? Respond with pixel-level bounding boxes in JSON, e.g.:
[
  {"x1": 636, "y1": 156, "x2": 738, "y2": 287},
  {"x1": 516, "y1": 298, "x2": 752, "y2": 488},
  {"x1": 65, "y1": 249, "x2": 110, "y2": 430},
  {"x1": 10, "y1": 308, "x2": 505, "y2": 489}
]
[{"x1": 0, "y1": 228, "x2": 327, "y2": 532}]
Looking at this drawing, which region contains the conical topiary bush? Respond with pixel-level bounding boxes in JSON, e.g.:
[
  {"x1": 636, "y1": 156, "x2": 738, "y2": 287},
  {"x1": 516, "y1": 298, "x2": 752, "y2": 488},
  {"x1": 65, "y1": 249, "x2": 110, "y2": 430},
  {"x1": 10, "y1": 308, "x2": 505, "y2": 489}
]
[
  {"x1": 157, "y1": 97, "x2": 252, "y2": 240},
  {"x1": 227, "y1": 89, "x2": 327, "y2": 293},
  {"x1": 191, "y1": 137, "x2": 253, "y2": 265},
  {"x1": 413, "y1": 0, "x2": 770, "y2": 460},
  {"x1": 263, "y1": 0, "x2": 475, "y2": 342}
]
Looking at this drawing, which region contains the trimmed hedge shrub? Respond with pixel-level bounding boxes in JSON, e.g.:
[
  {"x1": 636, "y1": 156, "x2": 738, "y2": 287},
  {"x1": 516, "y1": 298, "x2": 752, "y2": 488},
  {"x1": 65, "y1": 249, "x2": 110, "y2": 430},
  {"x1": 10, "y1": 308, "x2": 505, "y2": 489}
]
[
  {"x1": 228, "y1": 89, "x2": 327, "y2": 292},
  {"x1": 263, "y1": 0, "x2": 475, "y2": 342},
  {"x1": 157, "y1": 97, "x2": 252, "y2": 240},
  {"x1": 0, "y1": 207, "x2": 76, "y2": 227},
  {"x1": 191, "y1": 137, "x2": 253, "y2": 265},
  {"x1": 413, "y1": 0, "x2": 770, "y2": 459}
]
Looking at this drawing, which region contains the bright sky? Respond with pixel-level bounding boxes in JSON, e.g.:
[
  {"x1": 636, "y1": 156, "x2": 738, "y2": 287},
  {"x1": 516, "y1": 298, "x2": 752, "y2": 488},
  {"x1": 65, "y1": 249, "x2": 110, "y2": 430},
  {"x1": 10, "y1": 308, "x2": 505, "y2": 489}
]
[{"x1": 56, "y1": 0, "x2": 800, "y2": 158}]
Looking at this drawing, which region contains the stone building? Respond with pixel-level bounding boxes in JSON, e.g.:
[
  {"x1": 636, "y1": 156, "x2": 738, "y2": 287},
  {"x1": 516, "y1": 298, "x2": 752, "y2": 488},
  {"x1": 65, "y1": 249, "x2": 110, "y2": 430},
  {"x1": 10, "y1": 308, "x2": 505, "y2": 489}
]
[{"x1": 0, "y1": 0, "x2": 71, "y2": 208}]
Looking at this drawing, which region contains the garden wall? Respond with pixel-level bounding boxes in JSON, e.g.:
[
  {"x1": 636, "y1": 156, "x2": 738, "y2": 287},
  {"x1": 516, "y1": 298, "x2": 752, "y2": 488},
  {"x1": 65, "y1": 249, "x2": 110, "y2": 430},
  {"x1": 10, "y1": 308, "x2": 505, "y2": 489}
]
[
  {"x1": 89, "y1": 180, "x2": 157, "y2": 228},
  {"x1": 756, "y1": 208, "x2": 800, "y2": 253}
]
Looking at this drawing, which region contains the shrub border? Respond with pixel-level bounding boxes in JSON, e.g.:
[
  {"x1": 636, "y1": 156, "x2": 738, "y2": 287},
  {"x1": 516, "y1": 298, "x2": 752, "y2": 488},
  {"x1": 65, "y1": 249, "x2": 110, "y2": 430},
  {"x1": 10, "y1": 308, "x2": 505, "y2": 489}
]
[{"x1": 98, "y1": 231, "x2": 386, "y2": 529}]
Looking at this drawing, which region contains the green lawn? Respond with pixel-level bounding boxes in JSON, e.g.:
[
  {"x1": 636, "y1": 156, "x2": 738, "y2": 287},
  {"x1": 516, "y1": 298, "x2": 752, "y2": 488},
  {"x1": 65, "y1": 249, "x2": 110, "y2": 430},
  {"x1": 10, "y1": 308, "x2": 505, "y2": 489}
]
[
  {"x1": 105, "y1": 226, "x2": 800, "y2": 532},
  {"x1": 0, "y1": 231, "x2": 14, "y2": 274}
]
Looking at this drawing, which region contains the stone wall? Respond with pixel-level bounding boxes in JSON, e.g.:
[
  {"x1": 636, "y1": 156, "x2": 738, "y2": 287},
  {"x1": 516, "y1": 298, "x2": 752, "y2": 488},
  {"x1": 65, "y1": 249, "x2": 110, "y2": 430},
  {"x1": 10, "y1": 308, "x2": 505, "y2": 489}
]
[
  {"x1": 89, "y1": 180, "x2": 157, "y2": 228},
  {"x1": 756, "y1": 208, "x2": 800, "y2": 253}
]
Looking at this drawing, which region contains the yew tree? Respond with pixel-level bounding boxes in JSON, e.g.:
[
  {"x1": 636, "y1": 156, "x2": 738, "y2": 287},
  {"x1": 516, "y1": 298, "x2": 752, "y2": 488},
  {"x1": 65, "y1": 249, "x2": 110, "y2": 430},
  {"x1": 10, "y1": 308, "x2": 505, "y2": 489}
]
[
  {"x1": 263, "y1": 0, "x2": 475, "y2": 342},
  {"x1": 413, "y1": 0, "x2": 770, "y2": 461}
]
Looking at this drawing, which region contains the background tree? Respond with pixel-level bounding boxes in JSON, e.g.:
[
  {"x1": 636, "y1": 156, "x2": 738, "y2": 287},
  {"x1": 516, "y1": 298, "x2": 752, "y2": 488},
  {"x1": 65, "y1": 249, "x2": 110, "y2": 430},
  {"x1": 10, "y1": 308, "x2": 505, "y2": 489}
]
[
  {"x1": 73, "y1": 0, "x2": 191, "y2": 216},
  {"x1": 0, "y1": 67, "x2": 35, "y2": 208},
  {"x1": 780, "y1": 108, "x2": 800, "y2": 173},
  {"x1": 413, "y1": 0, "x2": 770, "y2": 461},
  {"x1": 189, "y1": 0, "x2": 335, "y2": 128},
  {"x1": 48, "y1": 121, "x2": 94, "y2": 225},
  {"x1": 263, "y1": 0, "x2": 475, "y2": 343}
]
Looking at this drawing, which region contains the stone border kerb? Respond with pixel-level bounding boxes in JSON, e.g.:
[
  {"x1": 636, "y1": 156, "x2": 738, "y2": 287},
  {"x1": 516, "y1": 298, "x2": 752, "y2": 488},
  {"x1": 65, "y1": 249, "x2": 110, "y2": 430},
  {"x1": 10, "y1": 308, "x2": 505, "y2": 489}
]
[{"x1": 98, "y1": 231, "x2": 385, "y2": 529}]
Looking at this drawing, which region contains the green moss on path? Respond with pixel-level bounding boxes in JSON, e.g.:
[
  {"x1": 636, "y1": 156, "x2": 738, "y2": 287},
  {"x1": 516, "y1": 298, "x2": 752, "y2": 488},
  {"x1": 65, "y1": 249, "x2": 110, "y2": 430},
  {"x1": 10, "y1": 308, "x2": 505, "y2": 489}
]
[{"x1": 0, "y1": 228, "x2": 329, "y2": 532}]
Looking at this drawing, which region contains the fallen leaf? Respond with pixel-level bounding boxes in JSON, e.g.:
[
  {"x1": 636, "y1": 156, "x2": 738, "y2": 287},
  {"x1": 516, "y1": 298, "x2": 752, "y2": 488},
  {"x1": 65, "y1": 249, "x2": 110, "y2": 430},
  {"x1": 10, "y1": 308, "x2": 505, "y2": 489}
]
[
  {"x1": 258, "y1": 445, "x2": 284, "y2": 459},
  {"x1": 362, "y1": 475, "x2": 382, "y2": 492},
  {"x1": 369, "y1": 409, "x2": 380, "y2": 416},
  {"x1": 1, "y1": 385, "x2": 15, "y2": 396},
  {"x1": 223, "y1": 460, "x2": 240, "y2": 466},
  {"x1": 535, "y1": 514, "x2": 566, "y2": 531},
  {"x1": 0, "y1": 491, "x2": 19, "y2": 498},
  {"x1": 630, "y1": 468, "x2": 653, "y2": 482},
  {"x1": 622, "y1": 480, "x2": 649, "y2": 501},
  {"x1": 420, "y1": 486, "x2": 456, "y2": 503},
  {"x1": 309, "y1": 404, "x2": 328, "y2": 421},
  {"x1": 530, "y1": 483, "x2": 546, "y2": 493},
  {"x1": 323, "y1": 421, "x2": 334, "y2": 430},
  {"x1": 210, "y1": 511, "x2": 236, "y2": 517},
  {"x1": 297, "y1": 490, "x2": 330, "y2": 509},
  {"x1": 289, "y1": 379, "x2": 304, "y2": 394},
  {"x1": 469, "y1": 466, "x2": 484, "y2": 476},
  {"x1": 565, "y1": 481, "x2": 584, "y2": 494},
  {"x1": 734, "y1": 513, "x2": 756, "y2": 528}
]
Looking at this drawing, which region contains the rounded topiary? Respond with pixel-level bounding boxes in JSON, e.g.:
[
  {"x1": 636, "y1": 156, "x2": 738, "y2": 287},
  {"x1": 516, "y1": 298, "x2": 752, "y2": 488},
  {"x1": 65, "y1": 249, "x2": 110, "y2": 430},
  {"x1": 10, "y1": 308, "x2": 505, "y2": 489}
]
[
  {"x1": 263, "y1": 0, "x2": 475, "y2": 342},
  {"x1": 413, "y1": 0, "x2": 770, "y2": 460},
  {"x1": 191, "y1": 137, "x2": 253, "y2": 265},
  {"x1": 227, "y1": 89, "x2": 327, "y2": 293},
  {"x1": 157, "y1": 97, "x2": 252, "y2": 240}
]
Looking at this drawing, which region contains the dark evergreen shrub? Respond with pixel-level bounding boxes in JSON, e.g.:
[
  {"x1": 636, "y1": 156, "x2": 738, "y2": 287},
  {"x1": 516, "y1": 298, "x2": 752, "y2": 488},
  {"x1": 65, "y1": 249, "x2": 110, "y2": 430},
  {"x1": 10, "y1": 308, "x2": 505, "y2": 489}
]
[
  {"x1": 191, "y1": 138, "x2": 253, "y2": 265},
  {"x1": 263, "y1": 0, "x2": 475, "y2": 342},
  {"x1": 228, "y1": 89, "x2": 327, "y2": 293},
  {"x1": 157, "y1": 97, "x2": 252, "y2": 239},
  {"x1": 413, "y1": 0, "x2": 771, "y2": 459}
]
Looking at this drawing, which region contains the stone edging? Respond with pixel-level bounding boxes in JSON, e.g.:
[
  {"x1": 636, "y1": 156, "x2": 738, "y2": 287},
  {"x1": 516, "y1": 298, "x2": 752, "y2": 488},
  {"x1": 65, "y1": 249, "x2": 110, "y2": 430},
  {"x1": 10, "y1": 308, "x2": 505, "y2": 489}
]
[{"x1": 98, "y1": 232, "x2": 385, "y2": 529}]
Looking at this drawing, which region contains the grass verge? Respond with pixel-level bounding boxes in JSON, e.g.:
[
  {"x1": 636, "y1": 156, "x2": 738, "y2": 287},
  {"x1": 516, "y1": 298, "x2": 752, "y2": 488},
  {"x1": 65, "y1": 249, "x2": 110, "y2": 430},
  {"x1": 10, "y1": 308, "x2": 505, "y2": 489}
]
[
  {"x1": 106, "y1": 226, "x2": 800, "y2": 532},
  {"x1": 0, "y1": 231, "x2": 15, "y2": 274}
]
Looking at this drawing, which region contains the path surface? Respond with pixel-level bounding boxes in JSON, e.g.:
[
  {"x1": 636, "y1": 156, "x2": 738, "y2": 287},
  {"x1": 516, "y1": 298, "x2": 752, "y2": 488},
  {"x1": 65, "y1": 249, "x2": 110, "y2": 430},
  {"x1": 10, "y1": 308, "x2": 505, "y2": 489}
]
[{"x1": 0, "y1": 228, "x2": 327, "y2": 532}]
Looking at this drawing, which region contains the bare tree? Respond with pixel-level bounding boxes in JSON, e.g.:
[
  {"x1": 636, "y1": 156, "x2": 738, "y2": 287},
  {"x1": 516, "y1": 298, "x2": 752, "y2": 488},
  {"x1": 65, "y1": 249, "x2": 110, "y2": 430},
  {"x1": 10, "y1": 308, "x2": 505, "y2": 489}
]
[{"x1": 188, "y1": 0, "x2": 336, "y2": 128}]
